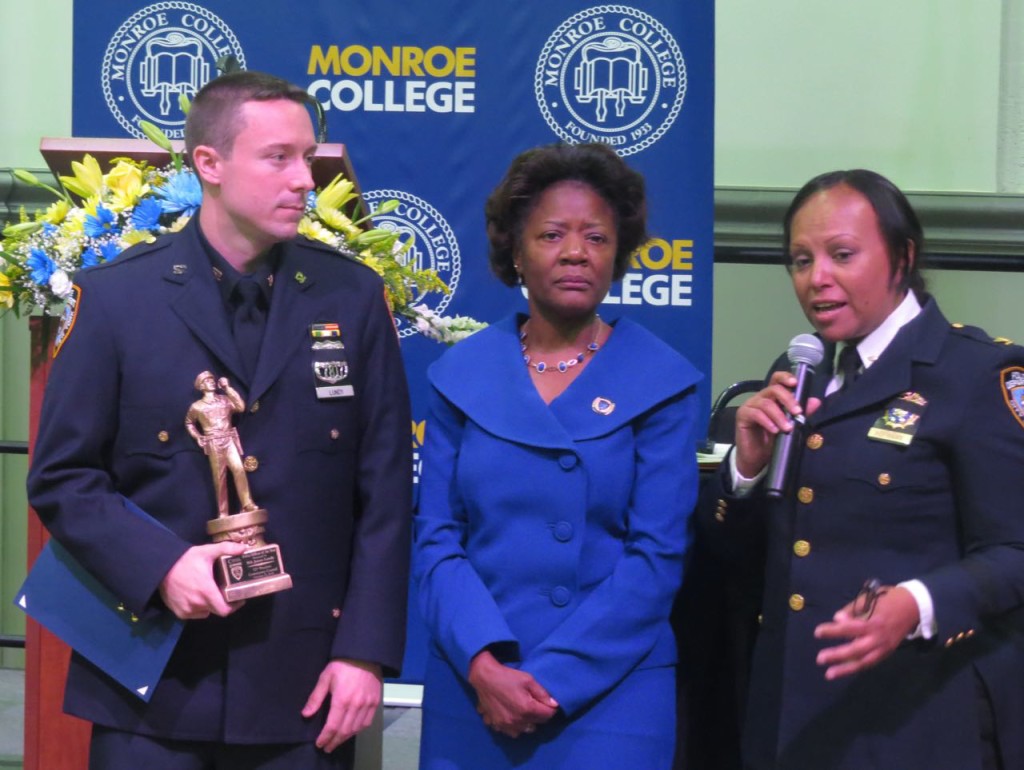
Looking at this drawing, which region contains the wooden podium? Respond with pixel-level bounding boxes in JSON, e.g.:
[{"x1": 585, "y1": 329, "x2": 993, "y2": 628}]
[{"x1": 24, "y1": 138, "x2": 364, "y2": 770}]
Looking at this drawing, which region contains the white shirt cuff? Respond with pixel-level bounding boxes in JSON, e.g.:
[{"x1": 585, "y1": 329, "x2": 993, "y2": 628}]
[
  {"x1": 728, "y1": 450, "x2": 766, "y2": 498},
  {"x1": 898, "y1": 579, "x2": 936, "y2": 640}
]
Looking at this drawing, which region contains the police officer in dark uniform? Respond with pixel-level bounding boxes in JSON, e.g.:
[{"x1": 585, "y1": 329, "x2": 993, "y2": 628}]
[
  {"x1": 27, "y1": 71, "x2": 412, "y2": 769},
  {"x1": 710, "y1": 169, "x2": 1024, "y2": 770}
]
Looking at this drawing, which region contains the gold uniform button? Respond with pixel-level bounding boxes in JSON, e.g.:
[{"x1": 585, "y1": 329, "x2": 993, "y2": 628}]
[
  {"x1": 157, "y1": 431, "x2": 169, "y2": 442},
  {"x1": 797, "y1": 487, "x2": 814, "y2": 504},
  {"x1": 806, "y1": 433, "x2": 824, "y2": 450},
  {"x1": 945, "y1": 637, "x2": 955, "y2": 647},
  {"x1": 966, "y1": 629, "x2": 975, "y2": 638},
  {"x1": 714, "y1": 510, "x2": 726, "y2": 523},
  {"x1": 329, "y1": 428, "x2": 340, "y2": 440},
  {"x1": 878, "y1": 473, "x2": 891, "y2": 486},
  {"x1": 789, "y1": 594, "x2": 805, "y2": 611},
  {"x1": 757, "y1": 613, "x2": 763, "y2": 625},
  {"x1": 243, "y1": 455, "x2": 259, "y2": 472},
  {"x1": 249, "y1": 400, "x2": 261, "y2": 413},
  {"x1": 951, "y1": 322, "x2": 964, "y2": 329},
  {"x1": 331, "y1": 608, "x2": 342, "y2": 619},
  {"x1": 793, "y1": 540, "x2": 811, "y2": 557}
]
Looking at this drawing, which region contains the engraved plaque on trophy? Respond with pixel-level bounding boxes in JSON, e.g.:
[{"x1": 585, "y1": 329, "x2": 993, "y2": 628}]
[{"x1": 186, "y1": 371, "x2": 292, "y2": 601}]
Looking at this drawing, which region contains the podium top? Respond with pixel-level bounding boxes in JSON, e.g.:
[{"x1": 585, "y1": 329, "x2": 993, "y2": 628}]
[{"x1": 39, "y1": 138, "x2": 362, "y2": 205}]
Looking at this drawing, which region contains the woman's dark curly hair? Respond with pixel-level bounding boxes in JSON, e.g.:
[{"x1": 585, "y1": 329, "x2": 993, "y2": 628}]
[{"x1": 485, "y1": 143, "x2": 648, "y2": 286}]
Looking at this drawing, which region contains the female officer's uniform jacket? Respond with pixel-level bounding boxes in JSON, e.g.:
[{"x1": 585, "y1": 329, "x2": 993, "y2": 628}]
[{"x1": 711, "y1": 297, "x2": 1024, "y2": 770}]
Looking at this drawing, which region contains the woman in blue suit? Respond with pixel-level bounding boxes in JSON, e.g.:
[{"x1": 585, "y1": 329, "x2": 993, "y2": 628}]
[{"x1": 414, "y1": 143, "x2": 702, "y2": 769}]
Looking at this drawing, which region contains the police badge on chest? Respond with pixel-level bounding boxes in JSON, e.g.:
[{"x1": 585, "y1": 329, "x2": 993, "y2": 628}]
[{"x1": 310, "y1": 323, "x2": 355, "y2": 399}]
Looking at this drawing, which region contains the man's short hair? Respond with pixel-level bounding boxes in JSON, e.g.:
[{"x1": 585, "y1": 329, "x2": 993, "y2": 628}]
[{"x1": 184, "y1": 71, "x2": 314, "y2": 159}]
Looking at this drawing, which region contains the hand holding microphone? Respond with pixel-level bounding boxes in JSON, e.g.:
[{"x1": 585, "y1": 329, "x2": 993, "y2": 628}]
[{"x1": 734, "y1": 334, "x2": 824, "y2": 490}]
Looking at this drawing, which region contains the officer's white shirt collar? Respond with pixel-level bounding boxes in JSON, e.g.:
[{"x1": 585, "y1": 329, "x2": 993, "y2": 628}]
[{"x1": 829, "y1": 291, "x2": 922, "y2": 393}]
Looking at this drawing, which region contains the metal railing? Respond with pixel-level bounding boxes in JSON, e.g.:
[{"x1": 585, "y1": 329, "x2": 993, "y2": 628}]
[{"x1": 1, "y1": 438, "x2": 28, "y2": 649}]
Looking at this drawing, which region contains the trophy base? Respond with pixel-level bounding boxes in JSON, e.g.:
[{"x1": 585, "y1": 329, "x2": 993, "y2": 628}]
[{"x1": 216, "y1": 544, "x2": 293, "y2": 601}]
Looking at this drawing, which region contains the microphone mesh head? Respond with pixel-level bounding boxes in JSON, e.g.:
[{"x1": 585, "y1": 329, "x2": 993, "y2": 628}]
[{"x1": 788, "y1": 333, "x2": 824, "y2": 367}]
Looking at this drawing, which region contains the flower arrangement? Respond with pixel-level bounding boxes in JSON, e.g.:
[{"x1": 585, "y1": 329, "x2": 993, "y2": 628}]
[{"x1": 0, "y1": 124, "x2": 485, "y2": 345}]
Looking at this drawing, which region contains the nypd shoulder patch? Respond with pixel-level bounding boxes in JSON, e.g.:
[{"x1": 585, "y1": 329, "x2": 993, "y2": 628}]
[
  {"x1": 1000, "y1": 366, "x2": 1024, "y2": 430},
  {"x1": 52, "y1": 284, "x2": 81, "y2": 358}
]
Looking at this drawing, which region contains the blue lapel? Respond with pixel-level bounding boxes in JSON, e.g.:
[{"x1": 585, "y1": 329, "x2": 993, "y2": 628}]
[{"x1": 430, "y1": 315, "x2": 702, "y2": 446}]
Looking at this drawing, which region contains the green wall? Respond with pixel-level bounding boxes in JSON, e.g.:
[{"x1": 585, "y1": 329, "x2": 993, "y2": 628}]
[
  {"x1": 3, "y1": 0, "x2": 1024, "y2": 661},
  {"x1": 0, "y1": 0, "x2": 72, "y2": 668}
]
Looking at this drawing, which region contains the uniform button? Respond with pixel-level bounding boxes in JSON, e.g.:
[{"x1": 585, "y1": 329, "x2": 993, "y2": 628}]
[
  {"x1": 329, "y1": 428, "x2": 340, "y2": 440},
  {"x1": 249, "y1": 400, "x2": 260, "y2": 413},
  {"x1": 945, "y1": 637, "x2": 955, "y2": 648},
  {"x1": 789, "y1": 594, "x2": 805, "y2": 611},
  {"x1": 550, "y1": 586, "x2": 571, "y2": 607},
  {"x1": 243, "y1": 455, "x2": 259, "y2": 472},
  {"x1": 714, "y1": 510, "x2": 726, "y2": 523},
  {"x1": 757, "y1": 613, "x2": 763, "y2": 625},
  {"x1": 553, "y1": 521, "x2": 574, "y2": 542},
  {"x1": 793, "y1": 540, "x2": 811, "y2": 557},
  {"x1": 797, "y1": 487, "x2": 814, "y2": 504},
  {"x1": 951, "y1": 323, "x2": 964, "y2": 329},
  {"x1": 878, "y1": 473, "x2": 891, "y2": 486},
  {"x1": 806, "y1": 433, "x2": 824, "y2": 450},
  {"x1": 965, "y1": 629, "x2": 975, "y2": 638},
  {"x1": 558, "y1": 454, "x2": 578, "y2": 470},
  {"x1": 157, "y1": 431, "x2": 169, "y2": 442},
  {"x1": 331, "y1": 608, "x2": 341, "y2": 619}
]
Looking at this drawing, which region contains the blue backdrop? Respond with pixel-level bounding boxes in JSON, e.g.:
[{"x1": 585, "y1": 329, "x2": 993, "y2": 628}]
[{"x1": 72, "y1": 0, "x2": 714, "y2": 682}]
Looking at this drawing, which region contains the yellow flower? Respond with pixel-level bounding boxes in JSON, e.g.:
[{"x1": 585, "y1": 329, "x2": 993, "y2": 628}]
[
  {"x1": 0, "y1": 272, "x2": 13, "y2": 310},
  {"x1": 168, "y1": 214, "x2": 190, "y2": 232},
  {"x1": 60, "y1": 154, "x2": 104, "y2": 199},
  {"x1": 298, "y1": 218, "x2": 339, "y2": 246},
  {"x1": 122, "y1": 229, "x2": 156, "y2": 247},
  {"x1": 42, "y1": 199, "x2": 70, "y2": 226},
  {"x1": 105, "y1": 161, "x2": 150, "y2": 211},
  {"x1": 315, "y1": 175, "x2": 362, "y2": 238},
  {"x1": 358, "y1": 254, "x2": 384, "y2": 275}
]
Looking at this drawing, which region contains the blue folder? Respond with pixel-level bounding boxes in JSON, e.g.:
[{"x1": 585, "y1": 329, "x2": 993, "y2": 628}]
[{"x1": 14, "y1": 497, "x2": 184, "y2": 702}]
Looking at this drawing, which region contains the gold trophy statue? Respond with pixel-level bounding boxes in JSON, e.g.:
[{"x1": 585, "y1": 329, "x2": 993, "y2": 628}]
[{"x1": 186, "y1": 371, "x2": 292, "y2": 600}]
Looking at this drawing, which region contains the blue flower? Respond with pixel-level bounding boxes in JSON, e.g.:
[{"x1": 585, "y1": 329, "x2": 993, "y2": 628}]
[
  {"x1": 26, "y1": 248, "x2": 56, "y2": 285},
  {"x1": 81, "y1": 246, "x2": 101, "y2": 268},
  {"x1": 84, "y1": 205, "x2": 120, "y2": 238},
  {"x1": 82, "y1": 241, "x2": 123, "y2": 268},
  {"x1": 42, "y1": 222, "x2": 58, "y2": 236},
  {"x1": 98, "y1": 240, "x2": 122, "y2": 262},
  {"x1": 155, "y1": 171, "x2": 202, "y2": 216},
  {"x1": 131, "y1": 197, "x2": 163, "y2": 231}
]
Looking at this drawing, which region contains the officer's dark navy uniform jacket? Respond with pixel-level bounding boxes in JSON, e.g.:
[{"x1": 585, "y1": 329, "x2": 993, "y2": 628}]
[
  {"x1": 28, "y1": 218, "x2": 412, "y2": 744},
  {"x1": 708, "y1": 297, "x2": 1024, "y2": 770}
]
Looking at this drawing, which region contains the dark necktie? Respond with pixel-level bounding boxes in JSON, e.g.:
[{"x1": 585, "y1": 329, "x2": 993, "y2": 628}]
[
  {"x1": 835, "y1": 344, "x2": 862, "y2": 394},
  {"x1": 232, "y1": 278, "x2": 265, "y2": 380}
]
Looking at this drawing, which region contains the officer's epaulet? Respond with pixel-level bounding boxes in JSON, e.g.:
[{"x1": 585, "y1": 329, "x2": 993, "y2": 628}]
[{"x1": 950, "y1": 322, "x2": 1014, "y2": 346}]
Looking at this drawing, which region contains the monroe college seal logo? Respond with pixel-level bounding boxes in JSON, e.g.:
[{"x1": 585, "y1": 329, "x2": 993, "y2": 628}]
[
  {"x1": 102, "y1": 2, "x2": 246, "y2": 139},
  {"x1": 535, "y1": 5, "x2": 686, "y2": 156},
  {"x1": 361, "y1": 190, "x2": 462, "y2": 339}
]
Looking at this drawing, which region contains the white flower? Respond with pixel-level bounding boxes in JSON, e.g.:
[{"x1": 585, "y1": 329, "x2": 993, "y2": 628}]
[{"x1": 49, "y1": 269, "x2": 73, "y2": 299}]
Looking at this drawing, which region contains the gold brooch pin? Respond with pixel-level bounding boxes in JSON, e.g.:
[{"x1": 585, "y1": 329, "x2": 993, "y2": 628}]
[{"x1": 592, "y1": 397, "x2": 615, "y2": 415}]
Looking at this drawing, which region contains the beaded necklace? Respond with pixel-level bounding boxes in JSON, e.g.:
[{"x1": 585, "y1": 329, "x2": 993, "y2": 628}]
[{"x1": 520, "y1": 316, "x2": 601, "y2": 374}]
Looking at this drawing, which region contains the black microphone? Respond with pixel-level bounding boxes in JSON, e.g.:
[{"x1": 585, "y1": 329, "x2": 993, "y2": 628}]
[{"x1": 765, "y1": 333, "x2": 825, "y2": 498}]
